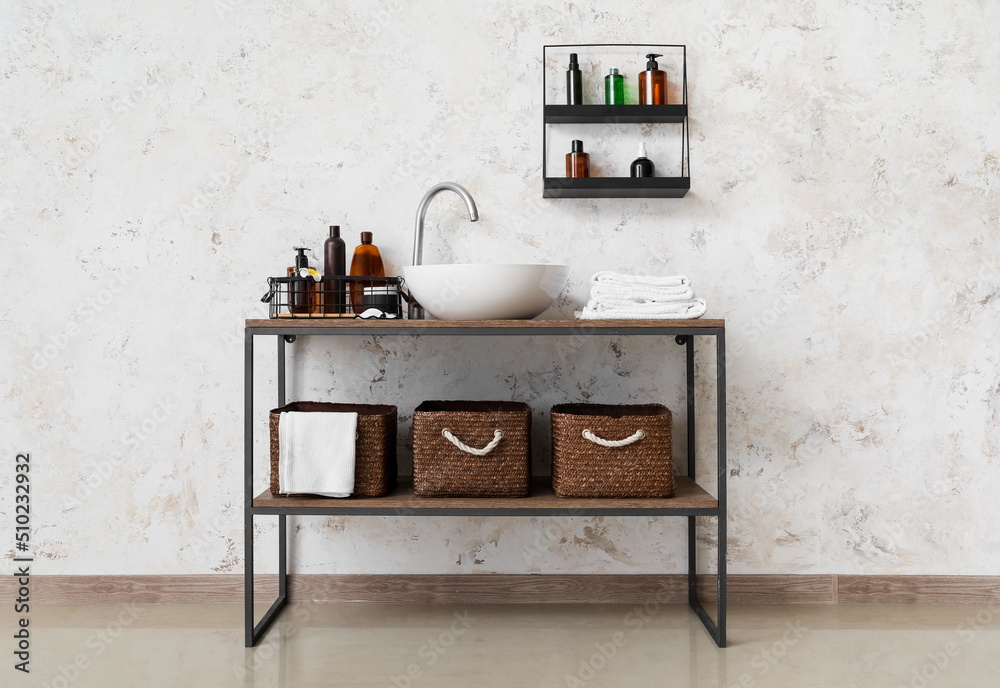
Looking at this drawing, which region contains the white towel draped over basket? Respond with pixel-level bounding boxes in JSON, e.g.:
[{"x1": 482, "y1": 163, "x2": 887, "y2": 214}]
[{"x1": 278, "y1": 411, "x2": 358, "y2": 497}]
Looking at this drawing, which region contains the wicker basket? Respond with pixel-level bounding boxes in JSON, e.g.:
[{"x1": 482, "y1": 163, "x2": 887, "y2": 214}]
[
  {"x1": 269, "y1": 402, "x2": 397, "y2": 497},
  {"x1": 551, "y1": 403, "x2": 674, "y2": 498},
  {"x1": 412, "y1": 401, "x2": 531, "y2": 497}
]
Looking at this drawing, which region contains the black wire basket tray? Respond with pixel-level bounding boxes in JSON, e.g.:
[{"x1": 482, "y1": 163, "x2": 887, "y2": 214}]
[{"x1": 261, "y1": 275, "x2": 407, "y2": 319}]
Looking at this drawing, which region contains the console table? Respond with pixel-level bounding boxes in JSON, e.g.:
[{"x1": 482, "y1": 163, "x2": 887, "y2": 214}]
[{"x1": 244, "y1": 318, "x2": 727, "y2": 647}]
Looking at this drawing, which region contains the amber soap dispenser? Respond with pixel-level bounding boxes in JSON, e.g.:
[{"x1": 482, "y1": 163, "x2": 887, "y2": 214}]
[
  {"x1": 638, "y1": 53, "x2": 667, "y2": 105},
  {"x1": 349, "y1": 232, "x2": 385, "y2": 312},
  {"x1": 566, "y1": 140, "x2": 590, "y2": 178}
]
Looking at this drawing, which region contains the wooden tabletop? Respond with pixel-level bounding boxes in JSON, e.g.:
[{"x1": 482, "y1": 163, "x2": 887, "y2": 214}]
[
  {"x1": 246, "y1": 318, "x2": 724, "y2": 329},
  {"x1": 253, "y1": 476, "x2": 718, "y2": 515}
]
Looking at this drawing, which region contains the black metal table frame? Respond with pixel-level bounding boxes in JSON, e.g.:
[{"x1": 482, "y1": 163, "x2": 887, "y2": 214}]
[{"x1": 244, "y1": 322, "x2": 727, "y2": 648}]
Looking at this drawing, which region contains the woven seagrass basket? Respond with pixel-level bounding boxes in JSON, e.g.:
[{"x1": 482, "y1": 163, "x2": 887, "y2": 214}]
[
  {"x1": 412, "y1": 401, "x2": 531, "y2": 497},
  {"x1": 269, "y1": 402, "x2": 397, "y2": 497},
  {"x1": 551, "y1": 403, "x2": 674, "y2": 498}
]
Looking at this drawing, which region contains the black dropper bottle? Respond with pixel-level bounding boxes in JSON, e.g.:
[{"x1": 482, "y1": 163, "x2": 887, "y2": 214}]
[{"x1": 566, "y1": 53, "x2": 583, "y2": 105}]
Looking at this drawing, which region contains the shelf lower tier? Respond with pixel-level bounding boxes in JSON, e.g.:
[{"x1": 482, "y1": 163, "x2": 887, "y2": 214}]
[
  {"x1": 544, "y1": 177, "x2": 690, "y2": 198},
  {"x1": 253, "y1": 476, "x2": 717, "y2": 516}
]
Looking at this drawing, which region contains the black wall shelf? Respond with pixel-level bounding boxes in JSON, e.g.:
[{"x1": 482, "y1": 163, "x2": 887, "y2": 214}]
[
  {"x1": 544, "y1": 104, "x2": 688, "y2": 124},
  {"x1": 544, "y1": 177, "x2": 691, "y2": 199},
  {"x1": 543, "y1": 43, "x2": 690, "y2": 199}
]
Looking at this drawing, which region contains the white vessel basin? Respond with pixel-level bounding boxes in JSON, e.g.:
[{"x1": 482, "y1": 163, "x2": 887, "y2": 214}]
[{"x1": 402, "y1": 263, "x2": 570, "y2": 320}]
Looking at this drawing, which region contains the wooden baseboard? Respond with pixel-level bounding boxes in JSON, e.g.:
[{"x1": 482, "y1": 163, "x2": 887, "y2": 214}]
[
  {"x1": 3, "y1": 574, "x2": 997, "y2": 605},
  {"x1": 837, "y1": 575, "x2": 1000, "y2": 604}
]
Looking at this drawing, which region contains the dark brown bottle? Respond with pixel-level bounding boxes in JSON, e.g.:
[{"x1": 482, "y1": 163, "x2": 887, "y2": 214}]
[
  {"x1": 566, "y1": 140, "x2": 590, "y2": 178},
  {"x1": 349, "y1": 232, "x2": 385, "y2": 313},
  {"x1": 323, "y1": 225, "x2": 346, "y2": 314},
  {"x1": 288, "y1": 247, "x2": 314, "y2": 314}
]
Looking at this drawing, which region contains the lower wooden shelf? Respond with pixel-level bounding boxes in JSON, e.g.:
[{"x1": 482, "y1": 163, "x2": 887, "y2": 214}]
[{"x1": 253, "y1": 476, "x2": 717, "y2": 517}]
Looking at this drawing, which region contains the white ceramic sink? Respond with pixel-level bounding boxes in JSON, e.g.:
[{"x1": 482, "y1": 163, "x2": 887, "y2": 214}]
[{"x1": 402, "y1": 263, "x2": 570, "y2": 320}]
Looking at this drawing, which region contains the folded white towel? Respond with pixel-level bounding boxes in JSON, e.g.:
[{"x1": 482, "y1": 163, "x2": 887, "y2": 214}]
[
  {"x1": 278, "y1": 411, "x2": 358, "y2": 498},
  {"x1": 591, "y1": 283, "x2": 696, "y2": 303},
  {"x1": 577, "y1": 298, "x2": 708, "y2": 320},
  {"x1": 592, "y1": 271, "x2": 690, "y2": 288}
]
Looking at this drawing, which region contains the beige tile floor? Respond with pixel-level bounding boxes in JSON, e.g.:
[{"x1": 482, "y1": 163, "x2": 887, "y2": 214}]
[{"x1": 4, "y1": 602, "x2": 999, "y2": 687}]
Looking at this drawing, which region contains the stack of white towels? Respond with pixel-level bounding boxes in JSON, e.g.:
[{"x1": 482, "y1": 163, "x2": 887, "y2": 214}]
[{"x1": 576, "y1": 271, "x2": 707, "y2": 320}]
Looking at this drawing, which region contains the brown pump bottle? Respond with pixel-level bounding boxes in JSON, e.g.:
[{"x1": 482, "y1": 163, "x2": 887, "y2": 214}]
[{"x1": 638, "y1": 53, "x2": 667, "y2": 105}]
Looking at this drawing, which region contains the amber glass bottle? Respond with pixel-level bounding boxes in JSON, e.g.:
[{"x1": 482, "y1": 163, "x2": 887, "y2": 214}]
[
  {"x1": 349, "y1": 232, "x2": 385, "y2": 313},
  {"x1": 638, "y1": 53, "x2": 667, "y2": 105},
  {"x1": 566, "y1": 140, "x2": 590, "y2": 178}
]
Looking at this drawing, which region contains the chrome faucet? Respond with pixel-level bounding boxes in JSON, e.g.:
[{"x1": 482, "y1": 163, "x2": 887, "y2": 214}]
[{"x1": 412, "y1": 182, "x2": 479, "y2": 266}]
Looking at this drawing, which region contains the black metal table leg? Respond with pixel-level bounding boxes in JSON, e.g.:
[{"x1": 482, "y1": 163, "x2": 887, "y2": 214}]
[
  {"x1": 244, "y1": 330, "x2": 255, "y2": 646},
  {"x1": 685, "y1": 336, "x2": 696, "y2": 606},
  {"x1": 245, "y1": 333, "x2": 290, "y2": 647},
  {"x1": 716, "y1": 330, "x2": 727, "y2": 647},
  {"x1": 683, "y1": 331, "x2": 727, "y2": 648},
  {"x1": 277, "y1": 335, "x2": 288, "y2": 608}
]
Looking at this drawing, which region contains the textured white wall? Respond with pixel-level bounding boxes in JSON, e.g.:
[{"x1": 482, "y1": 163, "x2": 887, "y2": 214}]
[{"x1": 2, "y1": 0, "x2": 998, "y2": 576}]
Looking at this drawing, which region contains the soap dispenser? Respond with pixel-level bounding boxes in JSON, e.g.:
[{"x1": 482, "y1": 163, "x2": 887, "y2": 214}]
[
  {"x1": 638, "y1": 53, "x2": 667, "y2": 105},
  {"x1": 630, "y1": 143, "x2": 655, "y2": 178},
  {"x1": 287, "y1": 247, "x2": 315, "y2": 314}
]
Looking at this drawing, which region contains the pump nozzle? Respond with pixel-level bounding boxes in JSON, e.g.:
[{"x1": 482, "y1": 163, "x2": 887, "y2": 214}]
[{"x1": 645, "y1": 53, "x2": 662, "y2": 70}]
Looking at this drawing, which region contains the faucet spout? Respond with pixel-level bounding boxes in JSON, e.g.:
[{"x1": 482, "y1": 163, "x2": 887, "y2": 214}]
[{"x1": 412, "y1": 182, "x2": 479, "y2": 266}]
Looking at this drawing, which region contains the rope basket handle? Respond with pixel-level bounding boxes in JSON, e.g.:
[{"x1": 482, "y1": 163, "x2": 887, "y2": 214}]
[
  {"x1": 582, "y1": 428, "x2": 646, "y2": 448},
  {"x1": 441, "y1": 428, "x2": 504, "y2": 456}
]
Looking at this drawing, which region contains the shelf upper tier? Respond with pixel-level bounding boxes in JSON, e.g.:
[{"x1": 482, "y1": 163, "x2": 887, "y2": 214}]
[
  {"x1": 245, "y1": 318, "x2": 724, "y2": 333},
  {"x1": 253, "y1": 477, "x2": 717, "y2": 516},
  {"x1": 544, "y1": 104, "x2": 687, "y2": 124}
]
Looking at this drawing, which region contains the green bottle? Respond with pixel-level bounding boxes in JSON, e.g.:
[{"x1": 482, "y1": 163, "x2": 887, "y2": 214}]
[{"x1": 605, "y1": 68, "x2": 625, "y2": 105}]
